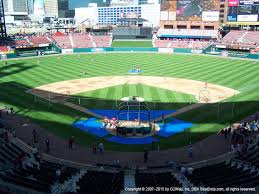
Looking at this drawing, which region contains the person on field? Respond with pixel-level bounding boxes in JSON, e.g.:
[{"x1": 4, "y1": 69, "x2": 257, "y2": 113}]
[
  {"x1": 92, "y1": 143, "x2": 97, "y2": 154},
  {"x1": 45, "y1": 138, "x2": 50, "y2": 153},
  {"x1": 144, "y1": 149, "x2": 148, "y2": 163},
  {"x1": 68, "y1": 136, "x2": 75, "y2": 149},
  {"x1": 188, "y1": 144, "x2": 193, "y2": 158},
  {"x1": 99, "y1": 142, "x2": 104, "y2": 153},
  {"x1": 32, "y1": 129, "x2": 37, "y2": 143}
]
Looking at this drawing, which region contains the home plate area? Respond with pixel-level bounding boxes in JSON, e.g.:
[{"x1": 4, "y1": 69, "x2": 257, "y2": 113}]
[{"x1": 73, "y1": 109, "x2": 193, "y2": 144}]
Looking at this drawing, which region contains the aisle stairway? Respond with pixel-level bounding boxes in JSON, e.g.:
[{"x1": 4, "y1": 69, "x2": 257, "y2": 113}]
[{"x1": 120, "y1": 172, "x2": 138, "y2": 194}]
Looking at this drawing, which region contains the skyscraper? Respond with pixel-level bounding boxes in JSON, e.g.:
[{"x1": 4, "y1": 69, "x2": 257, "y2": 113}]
[
  {"x1": 27, "y1": 0, "x2": 34, "y2": 14},
  {"x1": 45, "y1": 0, "x2": 58, "y2": 17},
  {"x1": 13, "y1": 0, "x2": 27, "y2": 12},
  {"x1": 2, "y1": 0, "x2": 29, "y2": 24},
  {"x1": 0, "y1": 0, "x2": 7, "y2": 38},
  {"x1": 58, "y1": 0, "x2": 111, "y2": 19},
  {"x1": 58, "y1": 0, "x2": 71, "y2": 18}
]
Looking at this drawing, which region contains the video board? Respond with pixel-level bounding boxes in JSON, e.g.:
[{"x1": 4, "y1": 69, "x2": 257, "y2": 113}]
[
  {"x1": 239, "y1": 0, "x2": 259, "y2": 5},
  {"x1": 160, "y1": 0, "x2": 220, "y2": 21},
  {"x1": 227, "y1": 0, "x2": 259, "y2": 22}
]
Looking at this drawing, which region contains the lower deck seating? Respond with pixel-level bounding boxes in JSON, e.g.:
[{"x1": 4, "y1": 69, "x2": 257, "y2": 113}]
[
  {"x1": 93, "y1": 35, "x2": 112, "y2": 47},
  {"x1": 188, "y1": 162, "x2": 259, "y2": 188},
  {"x1": 76, "y1": 170, "x2": 124, "y2": 194},
  {"x1": 237, "y1": 145, "x2": 259, "y2": 170},
  {"x1": 0, "y1": 137, "x2": 79, "y2": 192},
  {"x1": 153, "y1": 39, "x2": 210, "y2": 49},
  {"x1": 135, "y1": 172, "x2": 183, "y2": 194},
  {"x1": 0, "y1": 171, "x2": 50, "y2": 193}
]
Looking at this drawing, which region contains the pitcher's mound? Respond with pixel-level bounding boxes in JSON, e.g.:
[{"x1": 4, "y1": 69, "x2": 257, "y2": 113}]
[{"x1": 121, "y1": 96, "x2": 145, "y2": 102}]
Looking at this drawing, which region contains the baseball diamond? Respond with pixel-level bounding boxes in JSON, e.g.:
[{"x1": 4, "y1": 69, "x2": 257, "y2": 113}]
[{"x1": 1, "y1": 53, "x2": 259, "y2": 151}]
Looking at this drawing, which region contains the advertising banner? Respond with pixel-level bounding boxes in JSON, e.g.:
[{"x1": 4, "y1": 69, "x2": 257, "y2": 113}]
[
  {"x1": 158, "y1": 48, "x2": 173, "y2": 53},
  {"x1": 239, "y1": 0, "x2": 254, "y2": 4},
  {"x1": 168, "y1": 11, "x2": 176, "y2": 20},
  {"x1": 191, "y1": 49, "x2": 203, "y2": 53},
  {"x1": 239, "y1": 0, "x2": 259, "y2": 5},
  {"x1": 39, "y1": 44, "x2": 50, "y2": 47},
  {"x1": 227, "y1": 14, "x2": 238, "y2": 21},
  {"x1": 91, "y1": 48, "x2": 104, "y2": 52},
  {"x1": 160, "y1": 11, "x2": 169, "y2": 20},
  {"x1": 62, "y1": 49, "x2": 73, "y2": 54},
  {"x1": 228, "y1": 0, "x2": 239, "y2": 6},
  {"x1": 237, "y1": 14, "x2": 258, "y2": 21},
  {"x1": 202, "y1": 11, "x2": 220, "y2": 21},
  {"x1": 216, "y1": 45, "x2": 227, "y2": 48}
]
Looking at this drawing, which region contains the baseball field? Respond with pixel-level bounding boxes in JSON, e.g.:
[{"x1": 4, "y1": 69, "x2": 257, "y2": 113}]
[{"x1": 1, "y1": 53, "x2": 259, "y2": 151}]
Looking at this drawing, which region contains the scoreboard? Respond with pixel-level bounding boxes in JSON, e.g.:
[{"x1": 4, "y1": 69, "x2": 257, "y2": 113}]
[{"x1": 227, "y1": 0, "x2": 259, "y2": 22}]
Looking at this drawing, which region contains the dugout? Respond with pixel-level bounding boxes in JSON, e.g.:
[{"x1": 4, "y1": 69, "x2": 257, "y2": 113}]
[{"x1": 15, "y1": 44, "x2": 61, "y2": 57}]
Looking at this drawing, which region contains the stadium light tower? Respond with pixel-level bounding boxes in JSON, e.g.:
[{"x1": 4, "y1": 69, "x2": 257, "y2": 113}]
[{"x1": 0, "y1": 0, "x2": 7, "y2": 38}]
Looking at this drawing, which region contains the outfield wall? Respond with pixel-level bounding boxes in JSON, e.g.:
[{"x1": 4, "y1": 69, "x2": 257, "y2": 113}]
[
  {"x1": 5, "y1": 46, "x2": 259, "y2": 60},
  {"x1": 73, "y1": 47, "x2": 259, "y2": 60}
]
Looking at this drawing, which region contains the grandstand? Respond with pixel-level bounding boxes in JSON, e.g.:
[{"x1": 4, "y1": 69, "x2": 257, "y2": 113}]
[
  {"x1": 52, "y1": 35, "x2": 72, "y2": 49},
  {"x1": 153, "y1": 39, "x2": 211, "y2": 49},
  {"x1": 220, "y1": 31, "x2": 259, "y2": 49},
  {"x1": 51, "y1": 33, "x2": 112, "y2": 49},
  {"x1": 28, "y1": 36, "x2": 52, "y2": 46}
]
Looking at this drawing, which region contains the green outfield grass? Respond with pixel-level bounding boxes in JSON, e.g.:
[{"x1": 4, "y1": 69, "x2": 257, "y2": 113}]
[
  {"x1": 112, "y1": 40, "x2": 153, "y2": 47},
  {"x1": 1, "y1": 53, "x2": 259, "y2": 151},
  {"x1": 68, "y1": 84, "x2": 197, "y2": 110}
]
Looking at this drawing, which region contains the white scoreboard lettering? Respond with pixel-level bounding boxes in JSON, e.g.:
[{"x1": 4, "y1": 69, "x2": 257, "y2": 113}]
[
  {"x1": 237, "y1": 14, "x2": 258, "y2": 21},
  {"x1": 202, "y1": 11, "x2": 220, "y2": 21}
]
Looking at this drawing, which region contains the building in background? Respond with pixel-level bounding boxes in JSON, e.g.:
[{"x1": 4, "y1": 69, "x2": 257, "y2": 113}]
[
  {"x1": 58, "y1": 0, "x2": 112, "y2": 19},
  {"x1": 3, "y1": 0, "x2": 29, "y2": 25},
  {"x1": 0, "y1": 0, "x2": 7, "y2": 38},
  {"x1": 75, "y1": 3, "x2": 98, "y2": 25},
  {"x1": 27, "y1": 0, "x2": 34, "y2": 14},
  {"x1": 13, "y1": 0, "x2": 27, "y2": 12},
  {"x1": 75, "y1": 2, "x2": 160, "y2": 26},
  {"x1": 58, "y1": 0, "x2": 74, "y2": 18},
  {"x1": 45, "y1": 0, "x2": 58, "y2": 17}
]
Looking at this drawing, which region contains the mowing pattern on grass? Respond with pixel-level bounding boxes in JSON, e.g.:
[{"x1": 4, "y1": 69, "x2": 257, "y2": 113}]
[
  {"x1": 75, "y1": 84, "x2": 196, "y2": 102},
  {"x1": 68, "y1": 84, "x2": 197, "y2": 110},
  {"x1": 1, "y1": 53, "x2": 259, "y2": 151}
]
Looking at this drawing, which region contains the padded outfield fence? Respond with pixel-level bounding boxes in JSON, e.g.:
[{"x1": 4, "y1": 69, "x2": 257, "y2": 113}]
[
  {"x1": 51, "y1": 46, "x2": 259, "y2": 60},
  {"x1": 3, "y1": 44, "x2": 259, "y2": 60}
]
